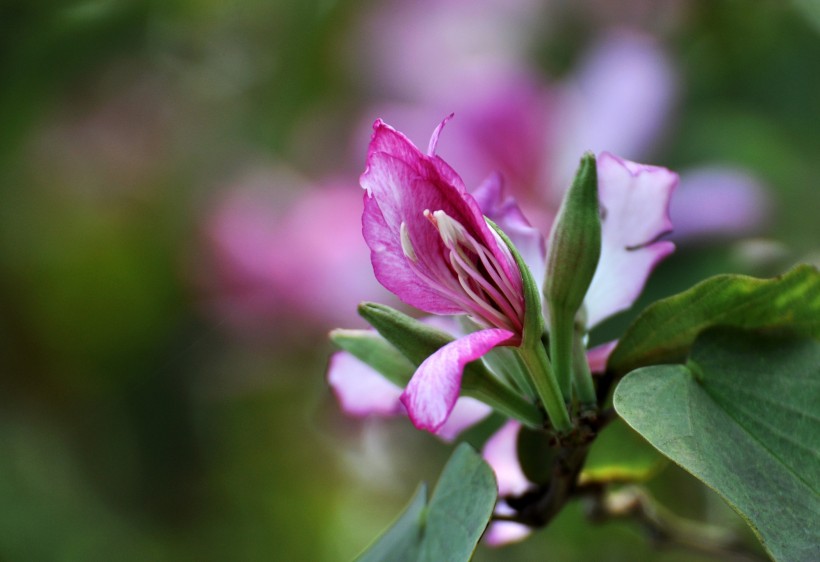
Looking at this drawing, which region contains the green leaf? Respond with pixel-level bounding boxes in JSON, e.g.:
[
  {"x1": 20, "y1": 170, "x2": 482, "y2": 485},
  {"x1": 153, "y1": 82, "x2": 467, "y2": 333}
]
[
  {"x1": 614, "y1": 328, "x2": 820, "y2": 561},
  {"x1": 355, "y1": 444, "x2": 497, "y2": 562},
  {"x1": 358, "y1": 303, "x2": 452, "y2": 366},
  {"x1": 330, "y1": 329, "x2": 415, "y2": 387},
  {"x1": 609, "y1": 264, "x2": 820, "y2": 375},
  {"x1": 580, "y1": 418, "x2": 666, "y2": 485},
  {"x1": 356, "y1": 484, "x2": 427, "y2": 562},
  {"x1": 420, "y1": 443, "x2": 498, "y2": 561}
]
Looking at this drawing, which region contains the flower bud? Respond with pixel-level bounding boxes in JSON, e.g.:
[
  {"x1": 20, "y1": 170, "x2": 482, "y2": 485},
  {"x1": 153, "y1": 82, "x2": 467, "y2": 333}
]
[{"x1": 544, "y1": 153, "x2": 602, "y2": 401}]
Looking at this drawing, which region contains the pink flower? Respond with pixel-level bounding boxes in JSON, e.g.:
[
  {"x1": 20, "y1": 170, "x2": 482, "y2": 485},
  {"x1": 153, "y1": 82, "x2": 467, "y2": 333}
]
[{"x1": 361, "y1": 117, "x2": 531, "y2": 432}]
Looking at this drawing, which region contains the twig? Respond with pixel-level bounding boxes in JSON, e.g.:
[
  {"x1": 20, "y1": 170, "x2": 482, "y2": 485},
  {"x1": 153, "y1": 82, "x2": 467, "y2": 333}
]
[{"x1": 582, "y1": 485, "x2": 769, "y2": 562}]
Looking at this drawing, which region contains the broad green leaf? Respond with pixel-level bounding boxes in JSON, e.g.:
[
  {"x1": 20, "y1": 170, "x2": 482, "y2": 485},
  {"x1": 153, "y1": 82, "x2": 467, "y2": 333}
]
[
  {"x1": 355, "y1": 443, "x2": 497, "y2": 562},
  {"x1": 580, "y1": 418, "x2": 666, "y2": 485},
  {"x1": 614, "y1": 328, "x2": 820, "y2": 561},
  {"x1": 356, "y1": 484, "x2": 426, "y2": 562},
  {"x1": 330, "y1": 329, "x2": 414, "y2": 387},
  {"x1": 608, "y1": 264, "x2": 820, "y2": 375},
  {"x1": 420, "y1": 443, "x2": 498, "y2": 561}
]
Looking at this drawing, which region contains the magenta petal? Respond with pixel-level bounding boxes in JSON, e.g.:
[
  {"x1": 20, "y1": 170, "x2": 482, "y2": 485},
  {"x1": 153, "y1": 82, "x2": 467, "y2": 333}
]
[
  {"x1": 484, "y1": 502, "x2": 532, "y2": 546},
  {"x1": 361, "y1": 119, "x2": 524, "y2": 323},
  {"x1": 586, "y1": 340, "x2": 617, "y2": 374},
  {"x1": 363, "y1": 190, "x2": 462, "y2": 315},
  {"x1": 400, "y1": 328, "x2": 515, "y2": 433},
  {"x1": 584, "y1": 152, "x2": 678, "y2": 328},
  {"x1": 327, "y1": 352, "x2": 404, "y2": 418},
  {"x1": 482, "y1": 420, "x2": 530, "y2": 497},
  {"x1": 435, "y1": 397, "x2": 493, "y2": 442}
]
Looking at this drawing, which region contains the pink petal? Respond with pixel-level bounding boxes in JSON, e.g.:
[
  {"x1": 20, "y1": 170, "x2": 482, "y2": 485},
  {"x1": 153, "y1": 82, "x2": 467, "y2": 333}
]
[
  {"x1": 363, "y1": 191, "x2": 462, "y2": 315},
  {"x1": 586, "y1": 340, "x2": 618, "y2": 374},
  {"x1": 361, "y1": 119, "x2": 522, "y2": 316},
  {"x1": 473, "y1": 172, "x2": 547, "y2": 284},
  {"x1": 552, "y1": 32, "x2": 676, "y2": 191},
  {"x1": 327, "y1": 352, "x2": 404, "y2": 418},
  {"x1": 671, "y1": 166, "x2": 770, "y2": 241},
  {"x1": 401, "y1": 328, "x2": 515, "y2": 432},
  {"x1": 484, "y1": 501, "x2": 532, "y2": 547},
  {"x1": 435, "y1": 397, "x2": 493, "y2": 442},
  {"x1": 482, "y1": 420, "x2": 530, "y2": 497},
  {"x1": 584, "y1": 153, "x2": 678, "y2": 328}
]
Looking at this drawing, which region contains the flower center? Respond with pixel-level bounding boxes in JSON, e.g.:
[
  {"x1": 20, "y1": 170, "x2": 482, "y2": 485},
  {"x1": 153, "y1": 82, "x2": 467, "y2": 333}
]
[{"x1": 402, "y1": 210, "x2": 524, "y2": 333}]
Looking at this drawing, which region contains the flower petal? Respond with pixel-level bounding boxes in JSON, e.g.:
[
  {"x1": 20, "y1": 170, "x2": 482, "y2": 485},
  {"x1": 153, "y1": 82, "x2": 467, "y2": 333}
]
[
  {"x1": 361, "y1": 119, "x2": 523, "y2": 317},
  {"x1": 671, "y1": 166, "x2": 769, "y2": 241},
  {"x1": 552, "y1": 32, "x2": 676, "y2": 191},
  {"x1": 327, "y1": 351, "x2": 404, "y2": 417},
  {"x1": 473, "y1": 172, "x2": 547, "y2": 284},
  {"x1": 584, "y1": 153, "x2": 677, "y2": 328},
  {"x1": 400, "y1": 328, "x2": 515, "y2": 432},
  {"x1": 482, "y1": 420, "x2": 530, "y2": 497},
  {"x1": 435, "y1": 397, "x2": 493, "y2": 442}
]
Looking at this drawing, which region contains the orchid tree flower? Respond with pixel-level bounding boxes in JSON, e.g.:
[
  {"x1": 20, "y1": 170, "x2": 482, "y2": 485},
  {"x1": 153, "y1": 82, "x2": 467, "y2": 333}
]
[
  {"x1": 359, "y1": 116, "x2": 560, "y2": 434},
  {"x1": 327, "y1": 116, "x2": 678, "y2": 549}
]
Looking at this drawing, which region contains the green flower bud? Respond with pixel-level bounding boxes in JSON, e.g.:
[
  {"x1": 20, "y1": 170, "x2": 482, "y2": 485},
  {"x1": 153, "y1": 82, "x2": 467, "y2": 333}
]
[{"x1": 544, "y1": 153, "x2": 602, "y2": 402}]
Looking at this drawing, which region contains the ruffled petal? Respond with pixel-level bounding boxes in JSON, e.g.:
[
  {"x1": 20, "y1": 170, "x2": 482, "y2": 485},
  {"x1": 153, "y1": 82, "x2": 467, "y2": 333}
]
[
  {"x1": 401, "y1": 328, "x2": 515, "y2": 432},
  {"x1": 435, "y1": 397, "x2": 493, "y2": 442},
  {"x1": 482, "y1": 420, "x2": 530, "y2": 497},
  {"x1": 584, "y1": 153, "x2": 677, "y2": 328},
  {"x1": 327, "y1": 352, "x2": 404, "y2": 417}
]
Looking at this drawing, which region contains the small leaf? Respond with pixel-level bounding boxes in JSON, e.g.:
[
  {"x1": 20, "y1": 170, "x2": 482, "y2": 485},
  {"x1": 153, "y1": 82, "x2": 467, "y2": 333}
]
[
  {"x1": 420, "y1": 443, "x2": 498, "y2": 562},
  {"x1": 356, "y1": 484, "x2": 427, "y2": 562},
  {"x1": 580, "y1": 418, "x2": 665, "y2": 485},
  {"x1": 330, "y1": 329, "x2": 415, "y2": 388},
  {"x1": 609, "y1": 264, "x2": 820, "y2": 375},
  {"x1": 354, "y1": 444, "x2": 497, "y2": 562},
  {"x1": 614, "y1": 328, "x2": 820, "y2": 561}
]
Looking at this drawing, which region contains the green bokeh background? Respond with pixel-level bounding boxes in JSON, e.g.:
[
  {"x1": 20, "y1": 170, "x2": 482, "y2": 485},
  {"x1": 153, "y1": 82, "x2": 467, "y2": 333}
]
[{"x1": 0, "y1": 1, "x2": 817, "y2": 560}]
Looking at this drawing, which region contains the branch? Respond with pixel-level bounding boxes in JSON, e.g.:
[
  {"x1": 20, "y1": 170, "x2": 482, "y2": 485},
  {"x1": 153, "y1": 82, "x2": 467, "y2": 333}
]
[{"x1": 582, "y1": 485, "x2": 769, "y2": 562}]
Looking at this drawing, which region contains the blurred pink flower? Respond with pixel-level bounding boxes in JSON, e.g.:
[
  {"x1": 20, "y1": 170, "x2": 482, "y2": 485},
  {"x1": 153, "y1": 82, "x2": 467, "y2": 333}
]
[
  {"x1": 201, "y1": 171, "x2": 392, "y2": 337},
  {"x1": 364, "y1": 31, "x2": 767, "y2": 244}
]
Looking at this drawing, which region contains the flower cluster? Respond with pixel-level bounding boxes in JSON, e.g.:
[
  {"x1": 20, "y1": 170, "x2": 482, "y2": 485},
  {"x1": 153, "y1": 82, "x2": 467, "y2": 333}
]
[{"x1": 328, "y1": 116, "x2": 677, "y2": 544}]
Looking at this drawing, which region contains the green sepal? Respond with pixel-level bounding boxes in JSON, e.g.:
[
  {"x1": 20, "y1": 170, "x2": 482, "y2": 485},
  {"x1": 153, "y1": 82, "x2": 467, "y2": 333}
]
[
  {"x1": 357, "y1": 302, "x2": 543, "y2": 428},
  {"x1": 544, "y1": 152, "x2": 601, "y2": 315},
  {"x1": 544, "y1": 152, "x2": 601, "y2": 401},
  {"x1": 487, "y1": 221, "x2": 571, "y2": 432},
  {"x1": 484, "y1": 219, "x2": 543, "y2": 348},
  {"x1": 358, "y1": 303, "x2": 451, "y2": 365},
  {"x1": 330, "y1": 329, "x2": 415, "y2": 388}
]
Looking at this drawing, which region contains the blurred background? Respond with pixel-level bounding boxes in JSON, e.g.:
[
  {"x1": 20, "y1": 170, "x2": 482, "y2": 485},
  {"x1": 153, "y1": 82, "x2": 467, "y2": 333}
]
[{"x1": 0, "y1": 1, "x2": 818, "y2": 560}]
